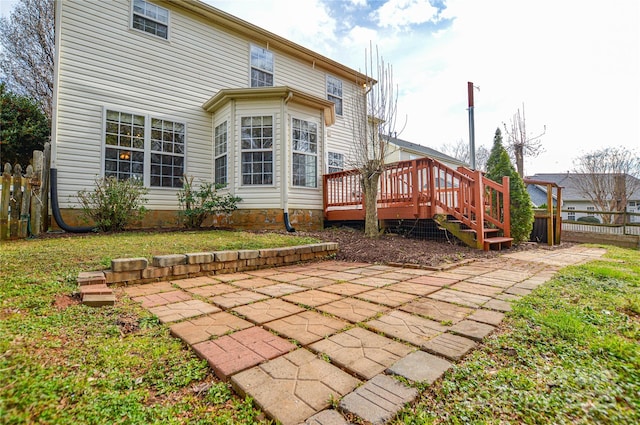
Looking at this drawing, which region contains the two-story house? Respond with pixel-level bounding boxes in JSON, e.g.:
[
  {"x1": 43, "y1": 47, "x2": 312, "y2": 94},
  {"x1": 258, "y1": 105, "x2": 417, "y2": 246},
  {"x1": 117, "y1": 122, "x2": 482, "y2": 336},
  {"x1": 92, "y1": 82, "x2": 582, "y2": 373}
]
[{"x1": 51, "y1": 0, "x2": 371, "y2": 230}]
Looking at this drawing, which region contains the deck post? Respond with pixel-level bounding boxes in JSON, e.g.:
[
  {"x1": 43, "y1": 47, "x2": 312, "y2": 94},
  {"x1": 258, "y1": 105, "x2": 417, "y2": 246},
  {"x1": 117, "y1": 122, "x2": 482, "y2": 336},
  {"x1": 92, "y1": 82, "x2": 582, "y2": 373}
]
[
  {"x1": 546, "y1": 183, "x2": 554, "y2": 245},
  {"x1": 411, "y1": 159, "x2": 420, "y2": 216},
  {"x1": 502, "y1": 176, "x2": 511, "y2": 238},
  {"x1": 555, "y1": 186, "x2": 562, "y2": 244},
  {"x1": 474, "y1": 170, "x2": 485, "y2": 249}
]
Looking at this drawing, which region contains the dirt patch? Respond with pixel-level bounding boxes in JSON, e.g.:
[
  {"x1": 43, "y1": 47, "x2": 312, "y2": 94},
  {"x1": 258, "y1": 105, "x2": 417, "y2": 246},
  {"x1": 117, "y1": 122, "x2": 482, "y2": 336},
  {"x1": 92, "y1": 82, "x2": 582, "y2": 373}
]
[
  {"x1": 116, "y1": 313, "x2": 141, "y2": 335},
  {"x1": 53, "y1": 294, "x2": 80, "y2": 310}
]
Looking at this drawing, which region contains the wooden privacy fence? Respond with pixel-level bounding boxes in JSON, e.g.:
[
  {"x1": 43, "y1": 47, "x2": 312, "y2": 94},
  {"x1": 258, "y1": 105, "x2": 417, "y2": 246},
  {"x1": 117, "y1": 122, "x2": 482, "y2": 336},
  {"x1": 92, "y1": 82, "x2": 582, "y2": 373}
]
[{"x1": 0, "y1": 144, "x2": 51, "y2": 240}]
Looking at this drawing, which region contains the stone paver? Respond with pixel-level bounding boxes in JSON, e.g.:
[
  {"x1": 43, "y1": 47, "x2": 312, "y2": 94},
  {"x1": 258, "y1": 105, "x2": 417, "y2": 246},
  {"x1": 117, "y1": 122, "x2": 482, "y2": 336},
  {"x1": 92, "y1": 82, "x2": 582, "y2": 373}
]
[
  {"x1": 149, "y1": 299, "x2": 220, "y2": 323},
  {"x1": 387, "y1": 350, "x2": 452, "y2": 384},
  {"x1": 310, "y1": 327, "x2": 414, "y2": 380},
  {"x1": 264, "y1": 310, "x2": 347, "y2": 345},
  {"x1": 400, "y1": 298, "x2": 473, "y2": 324},
  {"x1": 210, "y1": 290, "x2": 270, "y2": 309},
  {"x1": 319, "y1": 282, "x2": 372, "y2": 296},
  {"x1": 303, "y1": 410, "x2": 349, "y2": 425},
  {"x1": 385, "y1": 282, "x2": 440, "y2": 296},
  {"x1": 316, "y1": 297, "x2": 386, "y2": 323},
  {"x1": 422, "y1": 333, "x2": 477, "y2": 361},
  {"x1": 468, "y1": 309, "x2": 505, "y2": 326},
  {"x1": 232, "y1": 298, "x2": 304, "y2": 324},
  {"x1": 193, "y1": 327, "x2": 295, "y2": 381},
  {"x1": 339, "y1": 374, "x2": 418, "y2": 425},
  {"x1": 355, "y1": 288, "x2": 417, "y2": 307},
  {"x1": 449, "y1": 281, "x2": 504, "y2": 297},
  {"x1": 132, "y1": 290, "x2": 194, "y2": 308},
  {"x1": 172, "y1": 276, "x2": 220, "y2": 289},
  {"x1": 120, "y1": 246, "x2": 604, "y2": 425},
  {"x1": 365, "y1": 310, "x2": 445, "y2": 347},
  {"x1": 186, "y1": 283, "x2": 239, "y2": 298},
  {"x1": 255, "y1": 283, "x2": 307, "y2": 297},
  {"x1": 282, "y1": 289, "x2": 343, "y2": 307},
  {"x1": 232, "y1": 348, "x2": 360, "y2": 425},
  {"x1": 294, "y1": 276, "x2": 336, "y2": 288},
  {"x1": 123, "y1": 281, "x2": 174, "y2": 297},
  {"x1": 170, "y1": 311, "x2": 253, "y2": 344},
  {"x1": 428, "y1": 288, "x2": 491, "y2": 308},
  {"x1": 229, "y1": 277, "x2": 276, "y2": 289},
  {"x1": 449, "y1": 319, "x2": 496, "y2": 341}
]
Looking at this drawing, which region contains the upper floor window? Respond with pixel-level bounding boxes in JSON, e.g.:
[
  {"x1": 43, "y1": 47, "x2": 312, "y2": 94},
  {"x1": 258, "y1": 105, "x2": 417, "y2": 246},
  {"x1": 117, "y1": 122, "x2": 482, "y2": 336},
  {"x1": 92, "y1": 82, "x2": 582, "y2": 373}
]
[
  {"x1": 104, "y1": 109, "x2": 184, "y2": 188},
  {"x1": 328, "y1": 152, "x2": 344, "y2": 174},
  {"x1": 586, "y1": 206, "x2": 595, "y2": 216},
  {"x1": 292, "y1": 118, "x2": 317, "y2": 188},
  {"x1": 250, "y1": 45, "x2": 274, "y2": 87},
  {"x1": 326, "y1": 75, "x2": 343, "y2": 116},
  {"x1": 132, "y1": 0, "x2": 169, "y2": 39},
  {"x1": 241, "y1": 116, "x2": 273, "y2": 185},
  {"x1": 214, "y1": 121, "x2": 228, "y2": 185}
]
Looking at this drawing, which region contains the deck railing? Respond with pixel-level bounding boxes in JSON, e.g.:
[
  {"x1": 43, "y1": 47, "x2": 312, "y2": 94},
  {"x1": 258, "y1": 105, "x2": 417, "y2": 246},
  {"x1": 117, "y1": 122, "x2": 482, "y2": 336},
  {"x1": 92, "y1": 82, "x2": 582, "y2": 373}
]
[{"x1": 323, "y1": 157, "x2": 511, "y2": 244}]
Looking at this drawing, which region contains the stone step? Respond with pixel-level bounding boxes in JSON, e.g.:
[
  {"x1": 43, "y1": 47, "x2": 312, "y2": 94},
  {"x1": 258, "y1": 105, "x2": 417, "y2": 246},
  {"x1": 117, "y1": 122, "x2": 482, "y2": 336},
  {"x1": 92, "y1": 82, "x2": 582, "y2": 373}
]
[
  {"x1": 77, "y1": 271, "x2": 106, "y2": 286},
  {"x1": 79, "y1": 283, "x2": 112, "y2": 296},
  {"x1": 82, "y1": 293, "x2": 116, "y2": 307}
]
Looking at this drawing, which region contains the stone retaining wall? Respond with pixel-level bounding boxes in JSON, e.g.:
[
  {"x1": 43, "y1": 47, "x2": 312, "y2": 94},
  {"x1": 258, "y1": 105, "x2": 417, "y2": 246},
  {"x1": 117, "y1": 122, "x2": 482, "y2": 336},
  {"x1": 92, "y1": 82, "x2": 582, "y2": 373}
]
[{"x1": 78, "y1": 242, "x2": 338, "y2": 288}]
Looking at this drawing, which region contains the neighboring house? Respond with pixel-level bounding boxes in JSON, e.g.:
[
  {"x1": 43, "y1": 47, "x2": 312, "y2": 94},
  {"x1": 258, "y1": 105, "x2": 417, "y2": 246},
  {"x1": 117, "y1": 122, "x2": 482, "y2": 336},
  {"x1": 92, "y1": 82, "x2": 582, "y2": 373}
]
[
  {"x1": 51, "y1": 0, "x2": 371, "y2": 230},
  {"x1": 526, "y1": 173, "x2": 640, "y2": 223},
  {"x1": 385, "y1": 137, "x2": 468, "y2": 169}
]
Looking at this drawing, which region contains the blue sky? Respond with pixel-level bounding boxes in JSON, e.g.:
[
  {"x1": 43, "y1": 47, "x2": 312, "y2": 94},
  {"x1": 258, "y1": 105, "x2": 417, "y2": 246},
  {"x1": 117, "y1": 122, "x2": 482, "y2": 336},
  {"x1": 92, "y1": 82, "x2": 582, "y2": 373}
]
[{"x1": 2, "y1": 0, "x2": 638, "y2": 174}]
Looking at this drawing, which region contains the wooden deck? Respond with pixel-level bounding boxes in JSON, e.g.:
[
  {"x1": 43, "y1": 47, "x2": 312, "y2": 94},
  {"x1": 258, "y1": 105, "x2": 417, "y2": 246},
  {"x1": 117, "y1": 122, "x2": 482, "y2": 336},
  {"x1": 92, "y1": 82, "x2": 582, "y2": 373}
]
[{"x1": 323, "y1": 157, "x2": 512, "y2": 250}]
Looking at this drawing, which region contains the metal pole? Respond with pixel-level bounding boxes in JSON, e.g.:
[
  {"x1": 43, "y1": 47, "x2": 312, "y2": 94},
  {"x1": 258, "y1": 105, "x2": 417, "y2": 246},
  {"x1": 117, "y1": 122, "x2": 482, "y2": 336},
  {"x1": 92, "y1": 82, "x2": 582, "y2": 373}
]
[{"x1": 468, "y1": 81, "x2": 476, "y2": 170}]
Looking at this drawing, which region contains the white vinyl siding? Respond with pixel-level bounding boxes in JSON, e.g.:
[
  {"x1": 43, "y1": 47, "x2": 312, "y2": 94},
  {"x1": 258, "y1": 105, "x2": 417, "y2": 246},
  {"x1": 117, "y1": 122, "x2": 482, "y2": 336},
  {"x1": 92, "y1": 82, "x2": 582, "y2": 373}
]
[{"x1": 53, "y1": 0, "x2": 363, "y2": 211}]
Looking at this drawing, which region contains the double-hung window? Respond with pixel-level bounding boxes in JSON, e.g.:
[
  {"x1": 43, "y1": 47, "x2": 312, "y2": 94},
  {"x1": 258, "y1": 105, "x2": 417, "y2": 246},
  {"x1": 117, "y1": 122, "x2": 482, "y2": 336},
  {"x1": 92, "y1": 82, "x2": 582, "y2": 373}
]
[
  {"x1": 241, "y1": 116, "x2": 273, "y2": 185},
  {"x1": 567, "y1": 206, "x2": 576, "y2": 221},
  {"x1": 326, "y1": 75, "x2": 343, "y2": 116},
  {"x1": 586, "y1": 206, "x2": 595, "y2": 216},
  {"x1": 328, "y1": 152, "x2": 344, "y2": 174},
  {"x1": 250, "y1": 45, "x2": 274, "y2": 87},
  {"x1": 132, "y1": 0, "x2": 169, "y2": 39},
  {"x1": 292, "y1": 118, "x2": 317, "y2": 188},
  {"x1": 214, "y1": 121, "x2": 228, "y2": 185},
  {"x1": 104, "y1": 110, "x2": 185, "y2": 188}
]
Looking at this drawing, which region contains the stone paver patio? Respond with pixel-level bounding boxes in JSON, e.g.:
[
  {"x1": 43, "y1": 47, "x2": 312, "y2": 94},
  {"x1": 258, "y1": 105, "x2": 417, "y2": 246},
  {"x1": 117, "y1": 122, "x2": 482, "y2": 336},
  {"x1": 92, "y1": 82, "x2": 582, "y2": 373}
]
[{"x1": 117, "y1": 245, "x2": 606, "y2": 425}]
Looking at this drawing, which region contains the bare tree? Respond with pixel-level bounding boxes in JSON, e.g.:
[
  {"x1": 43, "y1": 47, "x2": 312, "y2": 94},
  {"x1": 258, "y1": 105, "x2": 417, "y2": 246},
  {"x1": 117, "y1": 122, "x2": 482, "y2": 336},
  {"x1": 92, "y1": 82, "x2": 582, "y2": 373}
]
[
  {"x1": 440, "y1": 139, "x2": 490, "y2": 171},
  {"x1": 503, "y1": 103, "x2": 545, "y2": 177},
  {"x1": 348, "y1": 44, "x2": 400, "y2": 237},
  {"x1": 572, "y1": 147, "x2": 640, "y2": 224},
  {"x1": 0, "y1": 0, "x2": 54, "y2": 119}
]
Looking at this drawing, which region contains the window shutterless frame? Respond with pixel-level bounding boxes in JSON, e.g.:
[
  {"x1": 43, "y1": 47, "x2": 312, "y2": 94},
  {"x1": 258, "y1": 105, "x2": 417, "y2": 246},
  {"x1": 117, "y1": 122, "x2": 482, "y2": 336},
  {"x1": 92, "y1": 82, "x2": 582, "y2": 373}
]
[
  {"x1": 249, "y1": 44, "x2": 274, "y2": 87},
  {"x1": 239, "y1": 115, "x2": 275, "y2": 186},
  {"x1": 131, "y1": 0, "x2": 170, "y2": 40}
]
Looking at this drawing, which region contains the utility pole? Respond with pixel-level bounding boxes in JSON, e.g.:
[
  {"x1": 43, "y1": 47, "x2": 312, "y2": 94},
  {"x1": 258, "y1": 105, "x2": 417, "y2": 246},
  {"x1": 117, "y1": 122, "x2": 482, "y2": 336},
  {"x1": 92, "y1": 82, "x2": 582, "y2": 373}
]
[{"x1": 467, "y1": 81, "x2": 476, "y2": 170}]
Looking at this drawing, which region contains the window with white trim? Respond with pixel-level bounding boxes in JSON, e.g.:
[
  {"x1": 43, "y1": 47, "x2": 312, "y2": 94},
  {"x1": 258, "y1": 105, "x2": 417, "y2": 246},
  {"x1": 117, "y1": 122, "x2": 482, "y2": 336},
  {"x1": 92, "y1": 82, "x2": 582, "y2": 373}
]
[
  {"x1": 214, "y1": 121, "x2": 228, "y2": 185},
  {"x1": 292, "y1": 118, "x2": 317, "y2": 188},
  {"x1": 132, "y1": 0, "x2": 169, "y2": 39},
  {"x1": 328, "y1": 152, "x2": 344, "y2": 174},
  {"x1": 567, "y1": 206, "x2": 575, "y2": 221},
  {"x1": 241, "y1": 116, "x2": 273, "y2": 185},
  {"x1": 326, "y1": 75, "x2": 343, "y2": 116},
  {"x1": 250, "y1": 45, "x2": 274, "y2": 87},
  {"x1": 104, "y1": 110, "x2": 184, "y2": 188},
  {"x1": 586, "y1": 206, "x2": 595, "y2": 216}
]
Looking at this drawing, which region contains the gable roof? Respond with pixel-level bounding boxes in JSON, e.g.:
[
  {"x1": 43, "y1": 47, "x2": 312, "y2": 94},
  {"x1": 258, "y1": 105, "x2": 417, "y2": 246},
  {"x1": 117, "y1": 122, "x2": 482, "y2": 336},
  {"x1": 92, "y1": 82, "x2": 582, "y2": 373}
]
[
  {"x1": 527, "y1": 173, "x2": 640, "y2": 202},
  {"x1": 164, "y1": 0, "x2": 370, "y2": 85},
  {"x1": 387, "y1": 137, "x2": 467, "y2": 167}
]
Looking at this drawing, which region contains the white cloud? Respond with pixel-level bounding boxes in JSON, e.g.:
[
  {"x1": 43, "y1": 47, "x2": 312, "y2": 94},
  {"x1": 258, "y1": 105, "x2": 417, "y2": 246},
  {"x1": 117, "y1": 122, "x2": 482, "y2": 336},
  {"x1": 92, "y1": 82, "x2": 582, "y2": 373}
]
[{"x1": 375, "y1": 0, "x2": 440, "y2": 29}]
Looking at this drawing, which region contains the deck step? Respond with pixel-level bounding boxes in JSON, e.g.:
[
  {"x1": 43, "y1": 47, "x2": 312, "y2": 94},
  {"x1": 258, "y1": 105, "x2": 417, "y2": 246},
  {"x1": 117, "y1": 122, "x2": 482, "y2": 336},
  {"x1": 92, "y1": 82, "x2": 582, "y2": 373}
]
[
  {"x1": 483, "y1": 237, "x2": 513, "y2": 251},
  {"x1": 459, "y1": 228, "x2": 500, "y2": 234}
]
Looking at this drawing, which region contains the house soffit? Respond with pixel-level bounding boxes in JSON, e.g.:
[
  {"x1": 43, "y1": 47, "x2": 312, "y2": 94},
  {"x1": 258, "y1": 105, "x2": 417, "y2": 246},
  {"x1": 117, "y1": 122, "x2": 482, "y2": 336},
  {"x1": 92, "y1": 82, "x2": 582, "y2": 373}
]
[{"x1": 202, "y1": 87, "x2": 336, "y2": 126}]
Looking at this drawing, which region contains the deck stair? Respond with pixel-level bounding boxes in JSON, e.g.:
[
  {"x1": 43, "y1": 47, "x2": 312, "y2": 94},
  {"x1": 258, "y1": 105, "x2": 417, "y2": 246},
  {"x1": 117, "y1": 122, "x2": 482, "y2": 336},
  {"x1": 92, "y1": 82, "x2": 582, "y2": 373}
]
[{"x1": 323, "y1": 157, "x2": 514, "y2": 250}]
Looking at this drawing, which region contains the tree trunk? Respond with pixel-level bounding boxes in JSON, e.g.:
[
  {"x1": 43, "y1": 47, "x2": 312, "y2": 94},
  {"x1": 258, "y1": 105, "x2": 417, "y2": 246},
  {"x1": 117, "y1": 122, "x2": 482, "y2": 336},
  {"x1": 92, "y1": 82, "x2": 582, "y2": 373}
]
[
  {"x1": 362, "y1": 172, "x2": 380, "y2": 237},
  {"x1": 515, "y1": 145, "x2": 524, "y2": 177}
]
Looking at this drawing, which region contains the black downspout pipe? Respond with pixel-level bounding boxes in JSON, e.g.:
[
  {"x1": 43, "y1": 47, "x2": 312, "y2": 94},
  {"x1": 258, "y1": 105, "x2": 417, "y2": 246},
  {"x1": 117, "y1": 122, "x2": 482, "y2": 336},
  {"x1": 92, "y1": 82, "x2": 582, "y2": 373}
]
[
  {"x1": 283, "y1": 211, "x2": 296, "y2": 232},
  {"x1": 50, "y1": 168, "x2": 95, "y2": 233}
]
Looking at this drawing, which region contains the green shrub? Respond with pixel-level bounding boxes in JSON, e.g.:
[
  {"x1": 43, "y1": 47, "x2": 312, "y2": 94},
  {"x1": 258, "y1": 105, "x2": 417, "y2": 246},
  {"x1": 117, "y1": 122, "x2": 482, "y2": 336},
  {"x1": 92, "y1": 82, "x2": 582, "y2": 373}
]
[
  {"x1": 577, "y1": 216, "x2": 601, "y2": 223},
  {"x1": 486, "y1": 128, "x2": 534, "y2": 243},
  {"x1": 177, "y1": 176, "x2": 241, "y2": 228},
  {"x1": 77, "y1": 177, "x2": 148, "y2": 231}
]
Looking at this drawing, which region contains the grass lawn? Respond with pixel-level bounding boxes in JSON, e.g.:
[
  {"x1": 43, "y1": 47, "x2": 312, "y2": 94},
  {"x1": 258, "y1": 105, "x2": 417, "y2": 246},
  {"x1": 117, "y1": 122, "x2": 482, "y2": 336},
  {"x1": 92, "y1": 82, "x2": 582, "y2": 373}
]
[
  {"x1": 0, "y1": 230, "x2": 317, "y2": 424},
  {"x1": 1, "y1": 232, "x2": 638, "y2": 424},
  {"x1": 395, "y1": 246, "x2": 640, "y2": 424}
]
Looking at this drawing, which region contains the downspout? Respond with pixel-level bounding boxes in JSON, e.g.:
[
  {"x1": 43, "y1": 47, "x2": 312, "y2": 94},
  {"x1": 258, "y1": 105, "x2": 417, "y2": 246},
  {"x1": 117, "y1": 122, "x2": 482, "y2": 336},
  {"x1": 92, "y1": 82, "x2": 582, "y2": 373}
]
[
  {"x1": 50, "y1": 168, "x2": 95, "y2": 233},
  {"x1": 282, "y1": 91, "x2": 295, "y2": 232}
]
